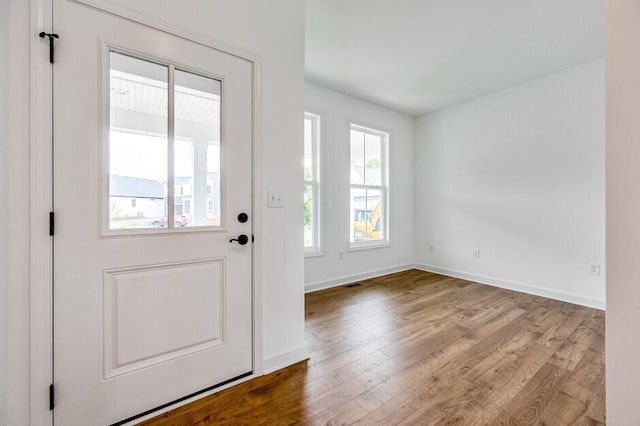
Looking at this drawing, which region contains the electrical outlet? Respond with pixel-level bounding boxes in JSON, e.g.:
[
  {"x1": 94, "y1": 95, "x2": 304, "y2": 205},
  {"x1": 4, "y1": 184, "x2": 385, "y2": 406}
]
[
  {"x1": 338, "y1": 251, "x2": 344, "y2": 260},
  {"x1": 473, "y1": 248, "x2": 480, "y2": 259},
  {"x1": 590, "y1": 263, "x2": 601, "y2": 276}
]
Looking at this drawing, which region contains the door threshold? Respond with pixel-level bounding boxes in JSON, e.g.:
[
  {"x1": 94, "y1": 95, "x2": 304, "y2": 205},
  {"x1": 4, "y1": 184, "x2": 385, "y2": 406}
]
[{"x1": 112, "y1": 371, "x2": 253, "y2": 426}]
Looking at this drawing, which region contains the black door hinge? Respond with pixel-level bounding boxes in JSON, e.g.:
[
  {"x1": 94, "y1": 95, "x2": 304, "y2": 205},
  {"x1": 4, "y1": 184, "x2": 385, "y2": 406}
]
[
  {"x1": 39, "y1": 32, "x2": 59, "y2": 64},
  {"x1": 49, "y1": 384, "x2": 55, "y2": 410},
  {"x1": 49, "y1": 212, "x2": 55, "y2": 236}
]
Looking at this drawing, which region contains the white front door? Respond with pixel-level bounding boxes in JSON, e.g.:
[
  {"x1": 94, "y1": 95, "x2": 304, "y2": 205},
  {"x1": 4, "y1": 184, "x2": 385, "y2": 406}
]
[{"x1": 53, "y1": 1, "x2": 254, "y2": 424}]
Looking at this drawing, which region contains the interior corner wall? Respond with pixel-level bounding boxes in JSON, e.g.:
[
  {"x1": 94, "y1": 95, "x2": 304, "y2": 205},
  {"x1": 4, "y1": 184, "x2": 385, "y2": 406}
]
[
  {"x1": 304, "y1": 82, "x2": 415, "y2": 290},
  {"x1": 606, "y1": 0, "x2": 640, "y2": 423},
  {"x1": 414, "y1": 59, "x2": 605, "y2": 309}
]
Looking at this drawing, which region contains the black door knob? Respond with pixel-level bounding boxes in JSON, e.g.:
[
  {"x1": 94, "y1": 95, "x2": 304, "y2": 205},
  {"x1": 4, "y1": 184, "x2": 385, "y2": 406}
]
[
  {"x1": 229, "y1": 234, "x2": 249, "y2": 245},
  {"x1": 238, "y1": 212, "x2": 249, "y2": 223}
]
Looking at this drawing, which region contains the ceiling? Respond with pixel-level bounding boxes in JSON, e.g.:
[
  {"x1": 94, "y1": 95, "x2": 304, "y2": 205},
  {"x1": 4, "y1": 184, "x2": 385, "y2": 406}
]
[{"x1": 305, "y1": 0, "x2": 603, "y2": 116}]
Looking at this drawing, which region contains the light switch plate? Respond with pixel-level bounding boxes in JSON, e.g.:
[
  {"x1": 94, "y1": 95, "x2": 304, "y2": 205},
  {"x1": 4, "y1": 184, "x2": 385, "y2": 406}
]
[{"x1": 268, "y1": 190, "x2": 284, "y2": 208}]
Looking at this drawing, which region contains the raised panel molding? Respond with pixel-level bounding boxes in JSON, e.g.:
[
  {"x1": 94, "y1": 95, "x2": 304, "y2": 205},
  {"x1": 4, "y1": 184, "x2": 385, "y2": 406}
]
[{"x1": 103, "y1": 258, "x2": 226, "y2": 379}]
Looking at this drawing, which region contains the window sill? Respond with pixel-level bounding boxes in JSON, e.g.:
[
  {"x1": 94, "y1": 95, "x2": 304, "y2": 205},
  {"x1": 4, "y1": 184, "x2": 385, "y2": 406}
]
[
  {"x1": 348, "y1": 241, "x2": 391, "y2": 252},
  {"x1": 304, "y1": 249, "x2": 324, "y2": 258}
]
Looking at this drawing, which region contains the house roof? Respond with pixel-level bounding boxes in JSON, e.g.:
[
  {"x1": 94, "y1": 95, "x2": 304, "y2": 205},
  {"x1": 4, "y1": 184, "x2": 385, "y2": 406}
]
[{"x1": 110, "y1": 175, "x2": 163, "y2": 199}]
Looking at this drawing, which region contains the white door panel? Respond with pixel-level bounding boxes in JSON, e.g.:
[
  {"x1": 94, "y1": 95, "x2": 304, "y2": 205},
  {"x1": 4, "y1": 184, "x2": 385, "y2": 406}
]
[{"x1": 53, "y1": 1, "x2": 253, "y2": 424}]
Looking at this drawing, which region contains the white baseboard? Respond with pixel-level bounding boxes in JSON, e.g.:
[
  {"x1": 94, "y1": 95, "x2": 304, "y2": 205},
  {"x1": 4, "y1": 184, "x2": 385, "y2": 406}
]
[
  {"x1": 414, "y1": 263, "x2": 605, "y2": 310},
  {"x1": 304, "y1": 263, "x2": 415, "y2": 294},
  {"x1": 263, "y1": 345, "x2": 309, "y2": 374}
]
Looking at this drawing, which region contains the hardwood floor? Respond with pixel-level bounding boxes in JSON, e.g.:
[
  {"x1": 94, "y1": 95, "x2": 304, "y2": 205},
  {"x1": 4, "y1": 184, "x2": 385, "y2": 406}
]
[{"x1": 142, "y1": 269, "x2": 605, "y2": 425}]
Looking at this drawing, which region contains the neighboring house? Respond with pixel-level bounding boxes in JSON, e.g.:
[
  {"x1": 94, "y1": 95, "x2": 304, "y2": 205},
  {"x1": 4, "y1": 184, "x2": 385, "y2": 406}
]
[
  {"x1": 174, "y1": 176, "x2": 192, "y2": 216},
  {"x1": 174, "y1": 172, "x2": 221, "y2": 219},
  {"x1": 110, "y1": 174, "x2": 164, "y2": 219}
]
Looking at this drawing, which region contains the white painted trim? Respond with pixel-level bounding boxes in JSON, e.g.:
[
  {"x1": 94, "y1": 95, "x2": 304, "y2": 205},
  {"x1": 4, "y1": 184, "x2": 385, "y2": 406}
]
[
  {"x1": 305, "y1": 263, "x2": 415, "y2": 293},
  {"x1": 304, "y1": 250, "x2": 325, "y2": 258},
  {"x1": 347, "y1": 121, "x2": 391, "y2": 248},
  {"x1": 30, "y1": 0, "x2": 54, "y2": 424},
  {"x1": 68, "y1": 0, "x2": 259, "y2": 63},
  {"x1": 30, "y1": 0, "x2": 265, "y2": 422},
  {"x1": 263, "y1": 345, "x2": 309, "y2": 374},
  {"x1": 251, "y1": 56, "x2": 265, "y2": 376},
  {"x1": 414, "y1": 263, "x2": 606, "y2": 310},
  {"x1": 304, "y1": 108, "x2": 325, "y2": 257},
  {"x1": 347, "y1": 242, "x2": 392, "y2": 252},
  {"x1": 305, "y1": 263, "x2": 605, "y2": 310}
]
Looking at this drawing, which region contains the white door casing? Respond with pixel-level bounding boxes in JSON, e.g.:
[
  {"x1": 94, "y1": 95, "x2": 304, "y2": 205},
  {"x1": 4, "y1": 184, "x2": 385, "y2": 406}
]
[{"x1": 52, "y1": 1, "x2": 254, "y2": 424}]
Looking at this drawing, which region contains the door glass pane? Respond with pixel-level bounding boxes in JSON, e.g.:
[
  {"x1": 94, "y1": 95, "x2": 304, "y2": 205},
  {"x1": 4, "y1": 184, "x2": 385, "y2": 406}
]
[
  {"x1": 109, "y1": 52, "x2": 168, "y2": 230},
  {"x1": 174, "y1": 69, "x2": 222, "y2": 227}
]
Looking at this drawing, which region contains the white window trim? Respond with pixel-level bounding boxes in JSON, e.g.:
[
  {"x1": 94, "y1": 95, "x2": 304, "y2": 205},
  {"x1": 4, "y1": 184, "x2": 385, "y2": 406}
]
[
  {"x1": 304, "y1": 111, "x2": 323, "y2": 256},
  {"x1": 349, "y1": 123, "x2": 389, "y2": 250},
  {"x1": 102, "y1": 46, "x2": 227, "y2": 237}
]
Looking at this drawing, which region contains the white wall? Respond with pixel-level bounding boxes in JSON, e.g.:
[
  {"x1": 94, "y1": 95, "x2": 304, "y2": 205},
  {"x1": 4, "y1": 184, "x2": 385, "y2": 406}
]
[
  {"x1": 2, "y1": 0, "x2": 32, "y2": 424},
  {"x1": 606, "y1": 0, "x2": 640, "y2": 423},
  {"x1": 304, "y1": 82, "x2": 415, "y2": 290},
  {"x1": 1, "y1": 0, "x2": 305, "y2": 422},
  {"x1": 0, "y1": 0, "x2": 9, "y2": 423},
  {"x1": 414, "y1": 60, "x2": 605, "y2": 309}
]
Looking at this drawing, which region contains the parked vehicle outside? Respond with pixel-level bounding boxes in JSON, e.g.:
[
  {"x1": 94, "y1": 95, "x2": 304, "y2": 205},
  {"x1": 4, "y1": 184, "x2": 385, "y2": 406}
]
[
  {"x1": 353, "y1": 202, "x2": 381, "y2": 241},
  {"x1": 151, "y1": 215, "x2": 189, "y2": 227}
]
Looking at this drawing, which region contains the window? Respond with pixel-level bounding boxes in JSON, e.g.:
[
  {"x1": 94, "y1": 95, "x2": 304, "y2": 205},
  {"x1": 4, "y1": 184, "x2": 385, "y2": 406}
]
[
  {"x1": 107, "y1": 50, "x2": 222, "y2": 231},
  {"x1": 349, "y1": 124, "x2": 388, "y2": 247},
  {"x1": 304, "y1": 112, "x2": 321, "y2": 253}
]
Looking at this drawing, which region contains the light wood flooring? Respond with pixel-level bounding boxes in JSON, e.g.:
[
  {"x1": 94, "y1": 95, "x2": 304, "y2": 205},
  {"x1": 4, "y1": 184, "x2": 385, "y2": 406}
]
[{"x1": 143, "y1": 269, "x2": 605, "y2": 425}]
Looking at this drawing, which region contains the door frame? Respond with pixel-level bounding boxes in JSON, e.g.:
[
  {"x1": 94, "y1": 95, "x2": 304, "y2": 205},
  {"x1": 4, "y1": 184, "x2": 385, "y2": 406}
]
[{"x1": 29, "y1": 1, "x2": 265, "y2": 423}]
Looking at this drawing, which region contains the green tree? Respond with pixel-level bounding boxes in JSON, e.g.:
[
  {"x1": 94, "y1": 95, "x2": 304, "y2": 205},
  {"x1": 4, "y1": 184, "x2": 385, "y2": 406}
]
[{"x1": 304, "y1": 186, "x2": 312, "y2": 228}]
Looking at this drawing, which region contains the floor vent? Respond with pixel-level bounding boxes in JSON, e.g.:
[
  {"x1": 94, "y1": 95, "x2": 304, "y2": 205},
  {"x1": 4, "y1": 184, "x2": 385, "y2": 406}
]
[{"x1": 345, "y1": 283, "x2": 361, "y2": 288}]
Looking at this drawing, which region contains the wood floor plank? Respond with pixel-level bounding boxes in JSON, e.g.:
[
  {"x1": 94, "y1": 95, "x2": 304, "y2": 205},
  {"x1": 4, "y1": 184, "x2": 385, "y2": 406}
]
[
  {"x1": 548, "y1": 316, "x2": 600, "y2": 372},
  {"x1": 493, "y1": 362, "x2": 569, "y2": 425},
  {"x1": 537, "y1": 308, "x2": 586, "y2": 350},
  {"x1": 537, "y1": 387, "x2": 596, "y2": 426},
  {"x1": 466, "y1": 315, "x2": 543, "y2": 361},
  {"x1": 307, "y1": 399, "x2": 370, "y2": 425},
  {"x1": 141, "y1": 270, "x2": 605, "y2": 426},
  {"x1": 454, "y1": 343, "x2": 555, "y2": 425}
]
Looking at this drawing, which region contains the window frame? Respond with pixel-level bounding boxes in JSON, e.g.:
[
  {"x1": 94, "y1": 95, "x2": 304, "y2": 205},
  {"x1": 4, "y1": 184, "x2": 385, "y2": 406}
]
[
  {"x1": 101, "y1": 45, "x2": 226, "y2": 237},
  {"x1": 304, "y1": 111, "x2": 323, "y2": 256},
  {"x1": 348, "y1": 122, "x2": 390, "y2": 250}
]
